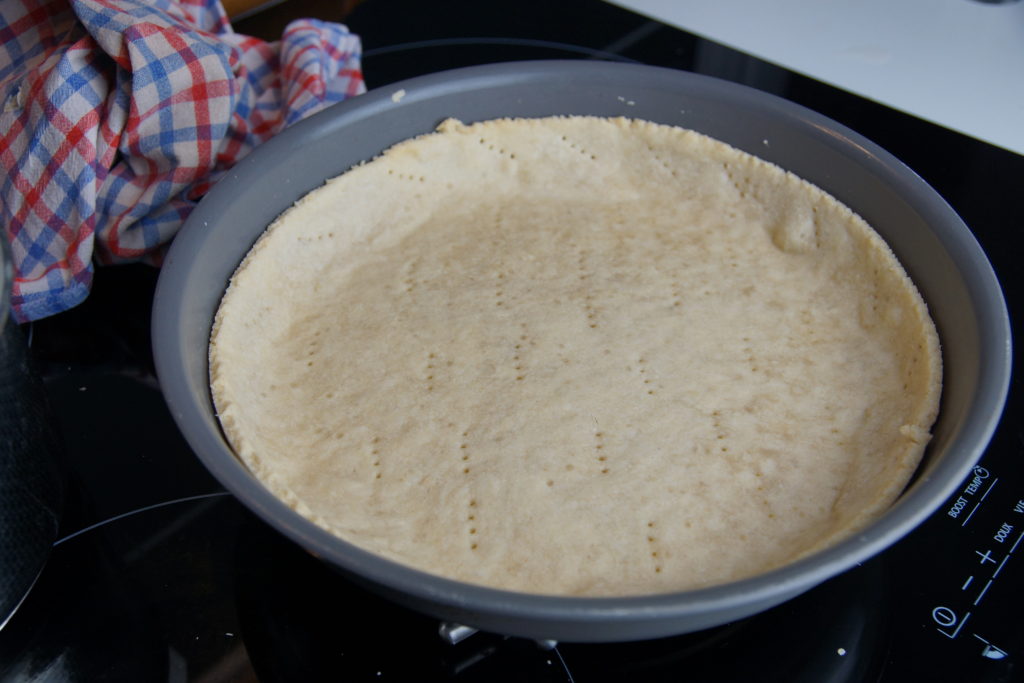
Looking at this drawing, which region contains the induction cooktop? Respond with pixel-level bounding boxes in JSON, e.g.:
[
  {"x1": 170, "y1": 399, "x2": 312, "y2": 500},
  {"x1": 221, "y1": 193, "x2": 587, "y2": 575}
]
[{"x1": 2, "y1": 1, "x2": 1021, "y2": 681}]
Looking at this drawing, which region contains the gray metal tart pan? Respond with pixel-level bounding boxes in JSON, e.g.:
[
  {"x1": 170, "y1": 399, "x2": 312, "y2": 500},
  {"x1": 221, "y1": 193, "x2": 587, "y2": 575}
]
[{"x1": 152, "y1": 60, "x2": 1011, "y2": 642}]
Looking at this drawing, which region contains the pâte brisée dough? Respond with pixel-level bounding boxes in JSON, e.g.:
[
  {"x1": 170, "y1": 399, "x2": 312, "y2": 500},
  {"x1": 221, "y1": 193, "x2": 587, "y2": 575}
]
[{"x1": 210, "y1": 116, "x2": 941, "y2": 596}]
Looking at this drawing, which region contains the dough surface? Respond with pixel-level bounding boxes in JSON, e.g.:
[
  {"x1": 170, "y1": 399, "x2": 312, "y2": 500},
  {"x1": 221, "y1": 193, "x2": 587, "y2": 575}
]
[{"x1": 210, "y1": 116, "x2": 941, "y2": 596}]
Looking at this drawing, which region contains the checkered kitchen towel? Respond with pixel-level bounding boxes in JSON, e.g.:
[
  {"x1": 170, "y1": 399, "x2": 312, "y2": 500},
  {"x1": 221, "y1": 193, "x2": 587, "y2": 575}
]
[{"x1": 1, "y1": 0, "x2": 364, "y2": 322}]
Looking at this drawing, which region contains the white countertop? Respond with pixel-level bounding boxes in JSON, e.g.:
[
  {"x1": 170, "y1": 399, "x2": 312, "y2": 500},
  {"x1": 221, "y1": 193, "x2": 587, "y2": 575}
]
[{"x1": 608, "y1": 0, "x2": 1024, "y2": 156}]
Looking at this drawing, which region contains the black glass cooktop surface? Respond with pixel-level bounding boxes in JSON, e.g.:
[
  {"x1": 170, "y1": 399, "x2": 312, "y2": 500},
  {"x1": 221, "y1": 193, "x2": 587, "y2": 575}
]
[{"x1": 2, "y1": 1, "x2": 1022, "y2": 680}]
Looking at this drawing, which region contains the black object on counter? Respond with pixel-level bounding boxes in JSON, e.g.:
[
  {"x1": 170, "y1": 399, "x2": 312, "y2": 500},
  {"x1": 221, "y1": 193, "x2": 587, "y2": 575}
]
[{"x1": 0, "y1": 238, "x2": 64, "y2": 630}]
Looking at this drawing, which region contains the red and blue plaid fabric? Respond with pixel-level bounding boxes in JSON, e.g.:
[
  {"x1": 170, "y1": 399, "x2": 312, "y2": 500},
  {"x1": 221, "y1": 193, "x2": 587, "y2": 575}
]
[{"x1": 1, "y1": 0, "x2": 364, "y2": 322}]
